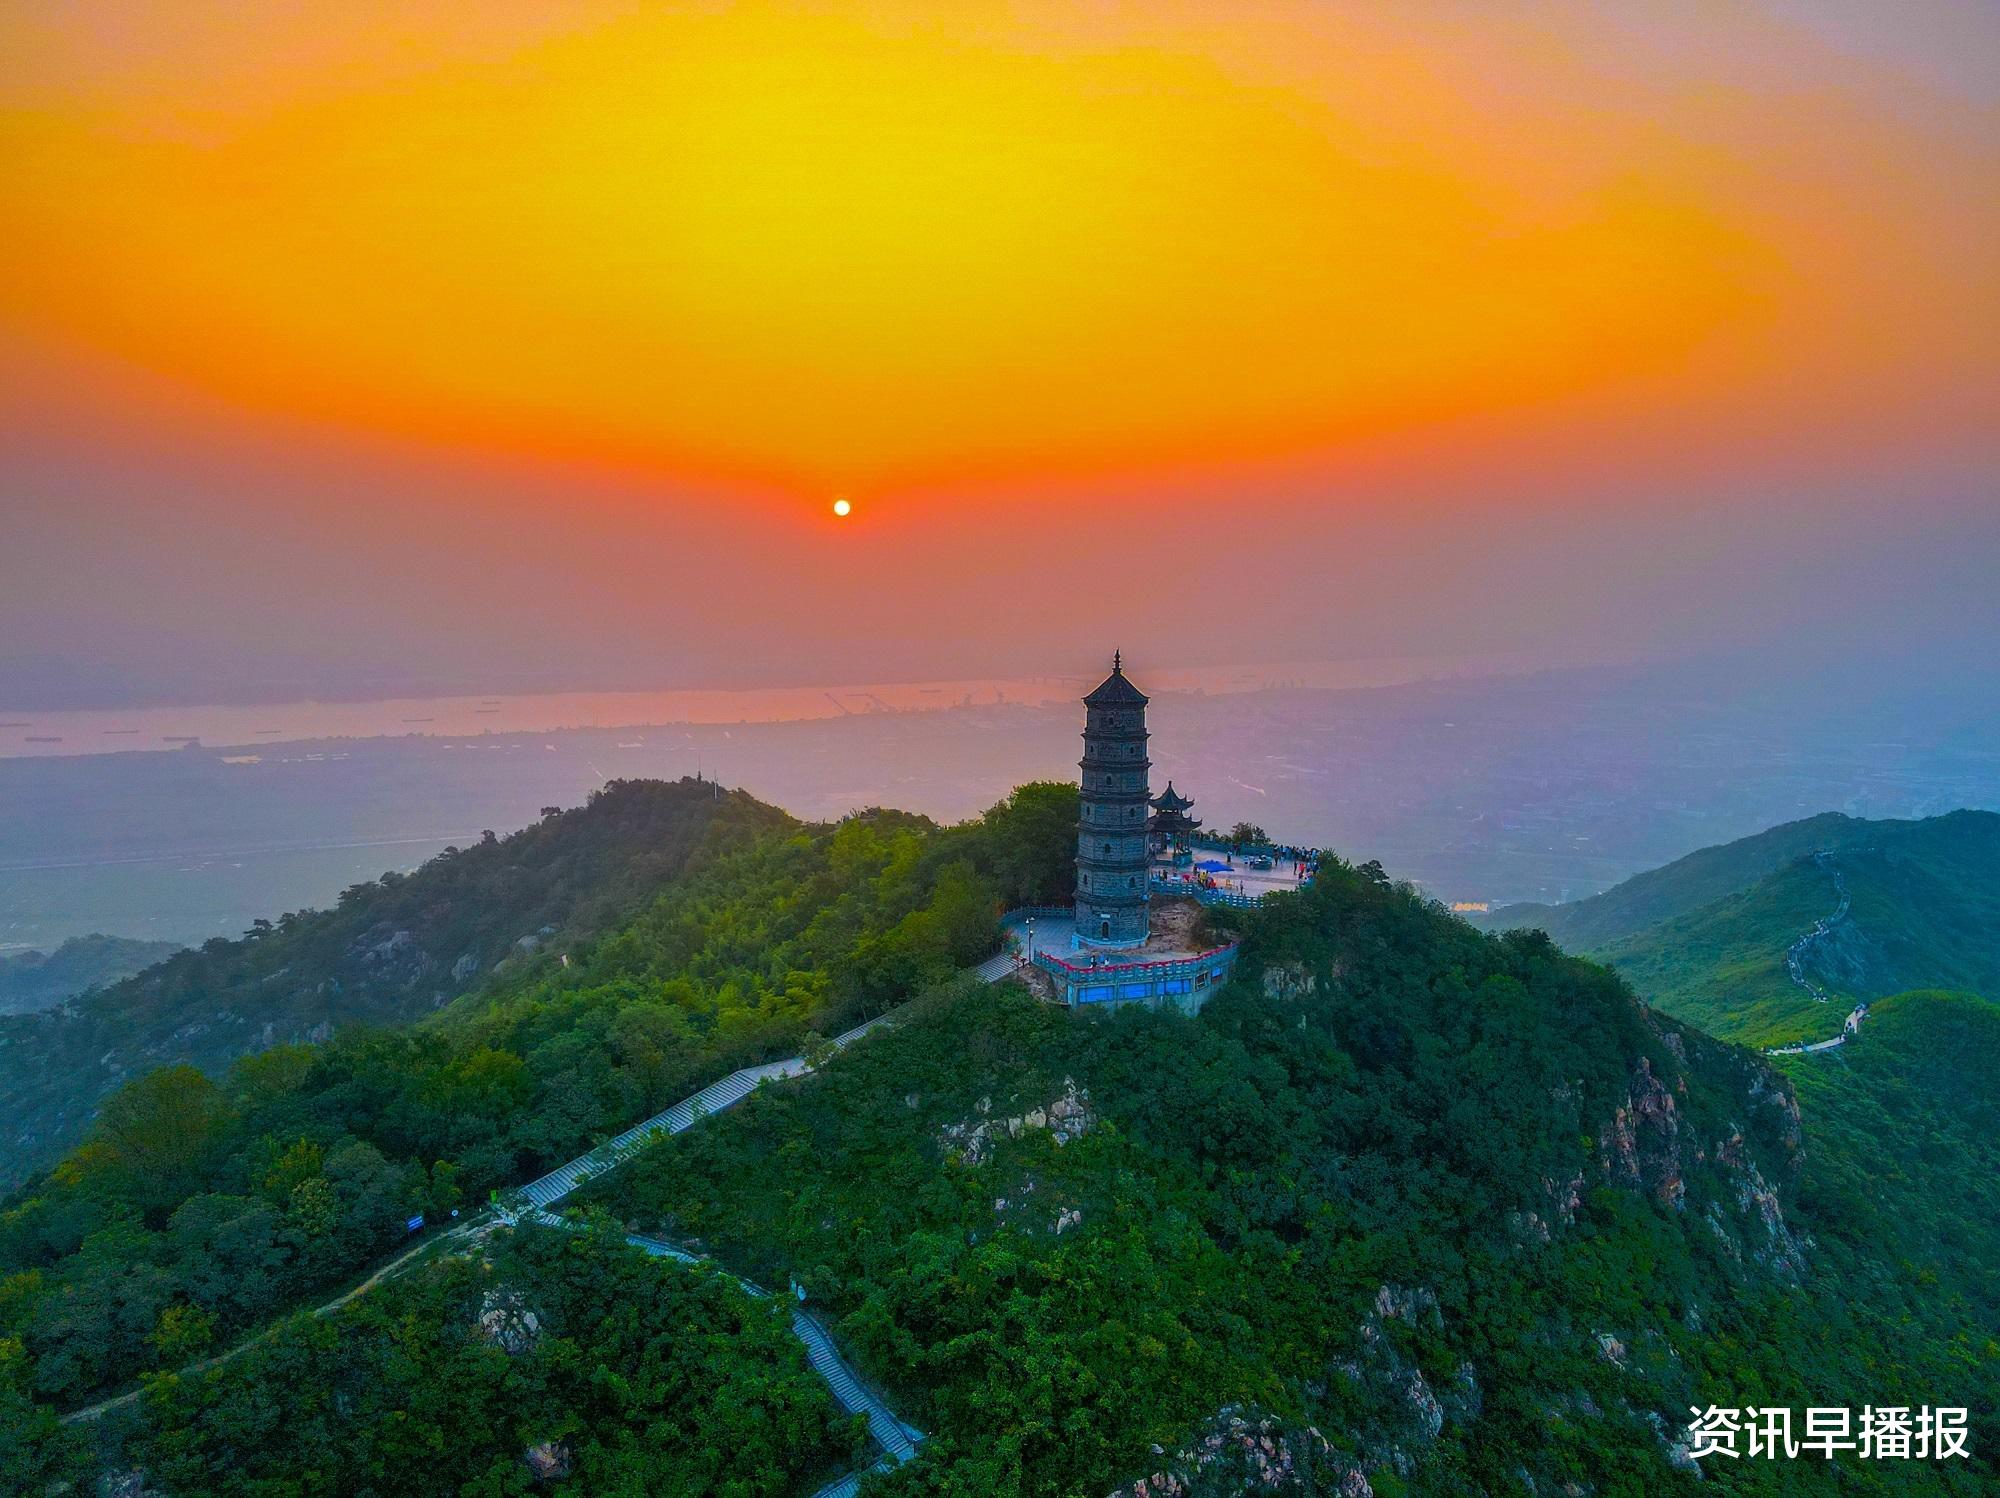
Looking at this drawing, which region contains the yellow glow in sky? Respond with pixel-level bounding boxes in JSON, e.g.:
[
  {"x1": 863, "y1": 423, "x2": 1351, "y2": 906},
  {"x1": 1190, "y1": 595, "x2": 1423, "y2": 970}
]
[{"x1": 0, "y1": 1, "x2": 1992, "y2": 505}]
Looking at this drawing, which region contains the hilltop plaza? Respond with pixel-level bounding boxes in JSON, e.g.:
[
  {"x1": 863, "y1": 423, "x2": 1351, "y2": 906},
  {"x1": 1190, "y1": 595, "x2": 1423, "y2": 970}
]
[{"x1": 1001, "y1": 655, "x2": 1317, "y2": 1013}]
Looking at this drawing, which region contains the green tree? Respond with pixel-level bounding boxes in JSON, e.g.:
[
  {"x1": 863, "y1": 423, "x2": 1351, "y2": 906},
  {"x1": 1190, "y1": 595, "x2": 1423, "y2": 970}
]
[
  {"x1": 148, "y1": 1301, "x2": 216, "y2": 1366},
  {"x1": 74, "y1": 1066, "x2": 232, "y2": 1215}
]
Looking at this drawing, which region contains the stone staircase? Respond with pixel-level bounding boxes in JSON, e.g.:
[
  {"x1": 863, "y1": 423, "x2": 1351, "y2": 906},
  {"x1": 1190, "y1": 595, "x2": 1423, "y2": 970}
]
[
  {"x1": 516, "y1": 1015, "x2": 897, "y2": 1211},
  {"x1": 503, "y1": 1003, "x2": 947, "y2": 1486}
]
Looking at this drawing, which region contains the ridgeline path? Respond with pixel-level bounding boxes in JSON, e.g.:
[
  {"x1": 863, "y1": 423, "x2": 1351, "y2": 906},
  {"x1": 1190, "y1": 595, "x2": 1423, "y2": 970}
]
[
  {"x1": 1768, "y1": 853, "x2": 1868, "y2": 1056},
  {"x1": 63, "y1": 950, "x2": 1030, "y2": 1497}
]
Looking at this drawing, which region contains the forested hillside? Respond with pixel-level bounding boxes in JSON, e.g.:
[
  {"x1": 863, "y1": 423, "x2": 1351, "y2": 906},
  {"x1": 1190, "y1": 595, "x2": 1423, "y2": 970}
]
[
  {"x1": 5, "y1": 784, "x2": 1994, "y2": 1495},
  {"x1": 1484, "y1": 810, "x2": 2000, "y2": 1045},
  {"x1": 572, "y1": 864, "x2": 1995, "y2": 1496},
  {"x1": 0, "y1": 778, "x2": 791, "y2": 1188},
  {"x1": 1772, "y1": 989, "x2": 2000, "y2": 1375},
  {"x1": 0, "y1": 782, "x2": 1076, "y2": 1439}
]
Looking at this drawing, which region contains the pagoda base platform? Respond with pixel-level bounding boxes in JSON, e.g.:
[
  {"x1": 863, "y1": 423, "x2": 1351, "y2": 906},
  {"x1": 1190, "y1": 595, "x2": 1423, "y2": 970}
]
[{"x1": 1001, "y1": 899, "x2": 1239, "y2": 1016}]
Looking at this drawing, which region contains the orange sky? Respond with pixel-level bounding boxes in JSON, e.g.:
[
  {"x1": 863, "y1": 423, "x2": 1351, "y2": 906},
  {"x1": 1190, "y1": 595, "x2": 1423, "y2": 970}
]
[{"x1": 1, "y1": 2, "x2": 1995, "y2": 702}]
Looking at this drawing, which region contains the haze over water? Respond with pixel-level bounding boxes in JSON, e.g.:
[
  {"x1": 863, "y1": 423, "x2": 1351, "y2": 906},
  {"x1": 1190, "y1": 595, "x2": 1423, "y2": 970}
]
[{"x1": 0, "y1": 650, "x2": 1600, "y2": 759}]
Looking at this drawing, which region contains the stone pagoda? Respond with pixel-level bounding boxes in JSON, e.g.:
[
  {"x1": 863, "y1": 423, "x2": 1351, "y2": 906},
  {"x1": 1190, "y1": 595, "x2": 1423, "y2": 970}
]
[{"x1": 1075, "y1": 651, "x2": 1152, "y2": 947}]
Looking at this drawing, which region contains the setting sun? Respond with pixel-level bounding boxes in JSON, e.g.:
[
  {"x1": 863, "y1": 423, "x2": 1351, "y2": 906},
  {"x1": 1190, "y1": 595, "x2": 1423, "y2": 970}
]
[{"x1": 832, "y1": 498, "x2": 852, "y2": 518}]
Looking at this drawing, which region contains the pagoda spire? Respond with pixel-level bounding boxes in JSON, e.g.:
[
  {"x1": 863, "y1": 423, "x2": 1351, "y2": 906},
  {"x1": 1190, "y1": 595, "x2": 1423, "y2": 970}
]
[{"x1": 1075, "y1": 653, "x2": 1151, "y2": 947}]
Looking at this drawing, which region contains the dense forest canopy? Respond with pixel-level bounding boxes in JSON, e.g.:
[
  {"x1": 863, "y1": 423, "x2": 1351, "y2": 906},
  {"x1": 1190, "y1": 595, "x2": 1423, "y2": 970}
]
[
  {"x1": 0, "y1": 781, "x2": 1079, "y2": 1418},
  {"x1": 0, "y1": 778, "x2": 798, "y2": 1190},
  {"x1": 579, "y1": 865, "x2": 1998, "y2": 1495},
  {"x1": 2, "y1": 781, "x2": 1993, "y2": 1496}
]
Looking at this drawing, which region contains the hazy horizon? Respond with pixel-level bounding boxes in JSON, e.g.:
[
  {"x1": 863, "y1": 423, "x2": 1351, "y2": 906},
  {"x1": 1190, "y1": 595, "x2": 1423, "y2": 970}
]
[{"x1": 4, "y1": 2, "x2": 1995, "y2": 710}]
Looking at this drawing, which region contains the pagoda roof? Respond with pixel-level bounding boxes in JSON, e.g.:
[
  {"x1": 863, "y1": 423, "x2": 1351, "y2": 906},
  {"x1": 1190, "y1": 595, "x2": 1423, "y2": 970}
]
[
  {"x1": 1082, "y1": 651, "x2": 1149, "y2": 706},
  {"x1": 1150, "y1": 781, "x2": 1194, "y2": 811}
]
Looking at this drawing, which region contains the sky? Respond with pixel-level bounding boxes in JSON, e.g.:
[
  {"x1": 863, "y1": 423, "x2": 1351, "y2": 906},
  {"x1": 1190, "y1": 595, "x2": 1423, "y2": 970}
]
[{"x1": 1, "y1": 1, "x2": 1995, "y2": 707}]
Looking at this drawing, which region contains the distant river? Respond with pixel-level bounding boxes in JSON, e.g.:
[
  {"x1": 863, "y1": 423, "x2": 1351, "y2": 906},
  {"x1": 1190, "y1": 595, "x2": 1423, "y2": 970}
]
[{"x1": 0, "y1": 650, "x2": 1593, "y2": 759}]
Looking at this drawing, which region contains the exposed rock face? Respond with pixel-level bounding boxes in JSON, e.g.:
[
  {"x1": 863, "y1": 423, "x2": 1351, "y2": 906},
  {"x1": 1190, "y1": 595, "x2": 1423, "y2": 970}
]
[
  {"x1": 523, "y1": 1441, "x2": 572, "y2": 1482},
  {"x1": 478, "y1": 1289, "x2": 543, "y2": 1355},
  {"x1": 940, "y1": 1077, "x2": 1094, "y2": 1166},
  {"x1": 1597, "y1": 1057, "x2": 1686, "y2": 1210},
  {"x1": 1262, "y1": 962, "x2": 1319, "y2": 1001},
  {"x1": 1317, "y1": 1285, "x2": 1476, "y2": 1479},
  {"x1": 1511, "y1": 1167, "x2": 1585, "y2": 1242},
  {"x1": 1593, "y1": 1046, "x2": 1809, "y2": 1278},
  {"x1": 355, "y1": 927, "x2": 415, "y2": 964},
  {"x1": 1644, "y1": 1410, "x2": 1702, "y2": 1476},
  {"x1": 1742, "y1": 1067, "x2": 1805, "y2": 1162},
  {"x1": 1703, "y1": 1162, "x2": 1811, "y2": 1280},
  {"x1": 1106, "y1": 1407, "x2": 1372, "y2": 1498},
  {"x1": 100, "y1": 1471, "x2": 165, "y2": 1498}
]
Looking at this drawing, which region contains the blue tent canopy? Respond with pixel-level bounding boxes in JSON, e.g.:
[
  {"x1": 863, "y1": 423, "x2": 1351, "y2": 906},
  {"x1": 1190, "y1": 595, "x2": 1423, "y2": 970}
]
[{"x1": 1195, "y1": 859, "x2": 1231, "y2": 873}]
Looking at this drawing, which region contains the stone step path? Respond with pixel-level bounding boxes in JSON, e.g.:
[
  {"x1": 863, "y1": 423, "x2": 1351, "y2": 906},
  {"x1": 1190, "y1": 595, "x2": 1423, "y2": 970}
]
[
  {"x1": 974, "y1": 949, "x2": 1023, "y2": 982},
  {"x1": 514, "y1": 1014, "x2": 894, "y2": 1210},
  {"x1": 1767, "y1": 853, "x2": 1868, "y2": 1056},
  {"x1": 528, "y1": 1215, "x2": 925, "y2": 1488},
  {"x1": 65, "y1": 955, "x2": 1023, "y2": 1463},
  {"x1": 501, "y1": 994, "x2": 992, "y2": 1485}
]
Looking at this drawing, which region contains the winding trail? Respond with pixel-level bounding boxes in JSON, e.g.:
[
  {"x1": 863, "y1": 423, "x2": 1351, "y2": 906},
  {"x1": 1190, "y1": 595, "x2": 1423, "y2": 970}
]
[
  {"x1": 1782, "y1": 852, "x2": 1850, "y2": 1005},
  {"x1": 1767, "y1": 853, "x2": 1868, "y2": 1056},
  {"x1": 63, "y1": 948, "x2": 1029, "y2": 1495}
]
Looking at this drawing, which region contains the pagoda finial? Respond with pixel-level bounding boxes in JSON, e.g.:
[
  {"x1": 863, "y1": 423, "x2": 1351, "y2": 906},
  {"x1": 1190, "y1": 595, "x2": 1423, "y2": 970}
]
[{"x1": 1113, "y1": 648, "x2": 1122, "y2": 673}]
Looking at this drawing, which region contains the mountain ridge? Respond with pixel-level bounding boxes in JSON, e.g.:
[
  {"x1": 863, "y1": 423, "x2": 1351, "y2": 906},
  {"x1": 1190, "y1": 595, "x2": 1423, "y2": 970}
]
[
  {"x1": 0, "y1": 778, "x2": 791, "y2": 1189},
  {"x1": 5, "y1": 784, "x2": 1995, "y2": 1494},
  {"x1": 1479, "y1": 809, "x2": 2000, "y2": 1045},
  {"x1": 0, "y1": 936, "x2": 183, "y2": 1017}
]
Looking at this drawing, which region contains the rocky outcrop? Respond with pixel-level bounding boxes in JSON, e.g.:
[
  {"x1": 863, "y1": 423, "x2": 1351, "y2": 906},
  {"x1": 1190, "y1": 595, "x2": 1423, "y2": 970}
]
[
  {"x1": 1702, "y1": 1157, "x2": 1810, "y2": 1280},
  {"x1": 1510, "y1": 1165, "x2": 1587, "y2": 1242},
  {"x1": 1592, "y1": 1043, "x2": 1809, "y2": 1279},
  {"x1": 100, "y1": 1471, "x2": 165, "y2": 1498},
  {"x1": 1596, "y1": 1057, "x2": 1686, "y2": 1211},
  {"x1": 1262, "y1": 962, "x2": 1318, "y2": 1001},
  {"x1": 478, "y1": 1289, "x2": 542, "y2": 1355},
  {"x1": 354, "y1": 927, "x2": 415, "y2": 964},
  {"x1": 940, "y1": 1077, "x2": 1094, "y2": 1166},
  {"x1": 1107, "y1": 1408, "x2": 1372, "y2": 1498},
  {"x1": 523, "y1": 1441, "x2": 572, "y2": 1482},
  {"x1": 1312, "y1": 1285, "x2": 1479, "y2": 1480}
]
